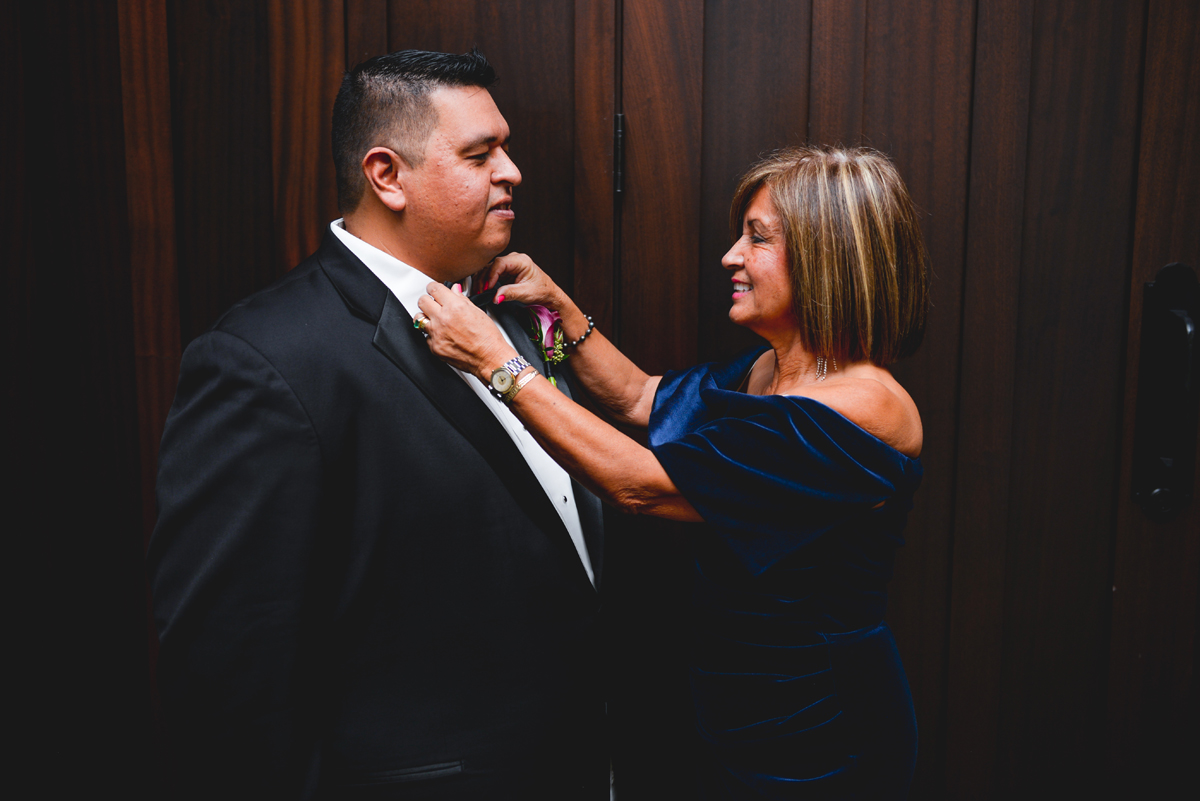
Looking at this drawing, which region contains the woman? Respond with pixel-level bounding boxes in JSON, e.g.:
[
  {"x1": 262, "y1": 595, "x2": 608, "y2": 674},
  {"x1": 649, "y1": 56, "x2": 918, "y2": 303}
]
[{"x1": 418, "y1": 146, "x2": 928, "y2": 798}]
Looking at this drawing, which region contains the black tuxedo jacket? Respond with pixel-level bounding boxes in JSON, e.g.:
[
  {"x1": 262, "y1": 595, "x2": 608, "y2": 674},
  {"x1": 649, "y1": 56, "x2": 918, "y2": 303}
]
[{"x1": 148, "y1": 232, "x2": 608, "y2": 800}]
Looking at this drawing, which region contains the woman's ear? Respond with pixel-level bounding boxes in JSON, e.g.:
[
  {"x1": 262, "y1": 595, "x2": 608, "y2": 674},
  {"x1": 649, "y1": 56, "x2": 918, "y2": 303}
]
[{"x1": 362, "y1": 147, "x2": 407, "y2": 212}]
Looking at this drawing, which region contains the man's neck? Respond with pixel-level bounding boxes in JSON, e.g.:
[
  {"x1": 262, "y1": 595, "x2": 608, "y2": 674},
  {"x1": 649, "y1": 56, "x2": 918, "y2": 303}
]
[
  {"x1": 343, "y1": 207, "x2": 484, "y2": 283},
  {"x1": 342, "y1": 212, "x2": 426, "y2": 272}
]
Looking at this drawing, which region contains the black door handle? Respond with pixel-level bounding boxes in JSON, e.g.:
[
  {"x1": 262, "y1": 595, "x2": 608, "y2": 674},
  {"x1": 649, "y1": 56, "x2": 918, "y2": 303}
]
[{"x1": 1132, "y1": 263, "x2": 1200, "y2": 520}]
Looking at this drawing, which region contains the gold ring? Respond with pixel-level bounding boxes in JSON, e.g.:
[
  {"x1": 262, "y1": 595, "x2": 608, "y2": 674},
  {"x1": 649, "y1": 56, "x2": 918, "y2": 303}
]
[{"x1": 413, "y1": 313, "x2": 429, "y2": 333}]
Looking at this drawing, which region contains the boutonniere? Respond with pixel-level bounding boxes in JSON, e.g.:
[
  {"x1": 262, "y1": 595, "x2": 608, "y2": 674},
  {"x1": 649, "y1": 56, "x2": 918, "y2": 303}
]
[{"x1": 527, "y1": 305, "x2": 567, "y2": 387}]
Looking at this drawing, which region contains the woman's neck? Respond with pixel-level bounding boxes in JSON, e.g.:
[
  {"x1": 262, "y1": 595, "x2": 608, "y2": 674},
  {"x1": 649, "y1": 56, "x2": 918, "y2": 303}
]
[{"x1": 741, "y1": 335, "x2": 821, "y2": 396}]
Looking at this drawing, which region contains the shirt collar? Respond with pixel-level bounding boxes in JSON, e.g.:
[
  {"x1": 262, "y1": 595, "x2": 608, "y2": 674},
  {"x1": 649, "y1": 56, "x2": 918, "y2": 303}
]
[{"x1": 330, "y1": 218, "x2": 437, "y2": 319}]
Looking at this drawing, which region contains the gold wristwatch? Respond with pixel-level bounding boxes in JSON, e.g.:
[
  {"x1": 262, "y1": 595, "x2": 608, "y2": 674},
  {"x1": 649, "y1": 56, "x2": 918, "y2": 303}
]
[{"x1": 489, "y1": 355, "x2": 535, "y2": 403}]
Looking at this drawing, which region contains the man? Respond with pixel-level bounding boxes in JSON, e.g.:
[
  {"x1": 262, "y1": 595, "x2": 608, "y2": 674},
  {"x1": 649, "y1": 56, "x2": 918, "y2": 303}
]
[{"x1": 148, "y1": 49, "x2": 608, "y2": 799}]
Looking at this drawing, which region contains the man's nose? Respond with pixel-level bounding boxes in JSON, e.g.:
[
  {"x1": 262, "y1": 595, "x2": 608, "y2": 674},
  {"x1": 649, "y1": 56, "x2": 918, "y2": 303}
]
[{"x1": 494, "y1": 150, "x2": 521, "y2": 186}]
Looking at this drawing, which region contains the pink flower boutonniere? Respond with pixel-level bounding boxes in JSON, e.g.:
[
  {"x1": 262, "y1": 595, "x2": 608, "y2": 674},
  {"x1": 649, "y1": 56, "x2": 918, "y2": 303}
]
[{"x1": 527, "y1": 305, "x2": 567, "y2": 386}]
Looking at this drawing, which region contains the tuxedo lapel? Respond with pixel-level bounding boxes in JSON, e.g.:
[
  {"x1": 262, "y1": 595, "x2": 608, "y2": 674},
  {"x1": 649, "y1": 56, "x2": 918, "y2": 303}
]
[{"x1": 372, "y1": 293, "x2": 596, "y2": 588}]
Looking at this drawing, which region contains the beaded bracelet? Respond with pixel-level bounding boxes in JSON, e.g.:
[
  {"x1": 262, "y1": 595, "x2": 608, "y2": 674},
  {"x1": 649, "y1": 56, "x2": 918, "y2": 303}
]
[{"x1": 565, "y1": 315, "x2": 594, "y2": 349}]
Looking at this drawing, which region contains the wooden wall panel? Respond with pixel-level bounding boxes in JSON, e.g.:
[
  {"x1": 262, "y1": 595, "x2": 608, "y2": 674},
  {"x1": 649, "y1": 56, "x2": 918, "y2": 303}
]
[
  {"x1": 345, "y1": 0, "x2": 388, "y2": 67},
  {"x1": 860, "y1": 3, "x2": 976, "y2": 795},
  {"x1": 169, "y1": 0, "x2": 276, "y2": 343},
  {"x1": 574, "y1": 0, "x2": 618, "y2": 333},
  {"x1": 946, "y1": 2, "x2": 1034, "y2": 797},
  {"x1": 118, "y1": 0, "x2": 182, "y2": 545},
  {"x1": 609, "y1": 5, "x2": 705, "y2": 794},
  {"x1": 386, "y1": 0, "x2": 478, "y2": 53},
  {"x1": 697, "y1": 0, "x2": 811, "y2": 364},
  {"x1": 117, "y1": 3, "x2": 180, "y2": 783},
  {"x1": 268, "y1": 0, "x2": 345, "y2": 273},
  {"x1": 387, "y1": 1, "x2": 576, "y2": 294},
  {"x1": 809, "y1": 0, "x2": 865, "y2": 146},
  {"x1": 1107, "y1": 0, "x2": 1200, "y2": 793},
  {"x1": 997, "y1": 0, "x2": 1147, "y2": 792},
  {"x1": 620, "y1": 0, "x2": 704, "y2": 373}
]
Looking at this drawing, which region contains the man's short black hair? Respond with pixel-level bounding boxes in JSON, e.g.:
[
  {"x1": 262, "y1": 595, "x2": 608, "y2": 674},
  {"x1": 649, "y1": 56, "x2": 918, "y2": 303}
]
[{"x1": 332, "y1": 48, "x2": 497, "y2": 213}]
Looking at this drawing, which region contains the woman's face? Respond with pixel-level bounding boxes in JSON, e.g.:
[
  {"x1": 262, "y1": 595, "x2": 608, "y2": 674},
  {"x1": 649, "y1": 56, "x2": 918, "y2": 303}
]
[{"x1": 722, "y1": 188, "x2": 797, "y2": 336}]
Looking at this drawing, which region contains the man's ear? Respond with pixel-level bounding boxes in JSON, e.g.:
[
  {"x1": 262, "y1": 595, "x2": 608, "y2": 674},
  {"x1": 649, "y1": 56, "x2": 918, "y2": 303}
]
[{"x1": 362, "y1": 147, "x2": 408, "y2": 212}]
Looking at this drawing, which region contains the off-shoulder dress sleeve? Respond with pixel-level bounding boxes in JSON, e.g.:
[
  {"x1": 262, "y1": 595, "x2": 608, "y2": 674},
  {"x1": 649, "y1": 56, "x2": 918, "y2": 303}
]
[{"x1": 649, "y1": 349, "x2": 922, "y2": 574}]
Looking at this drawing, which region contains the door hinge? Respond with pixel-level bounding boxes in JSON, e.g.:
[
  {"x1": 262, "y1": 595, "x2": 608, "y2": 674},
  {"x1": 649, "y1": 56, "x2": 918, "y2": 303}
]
[{"x1": 614, "y1": 113, "x2": 625, "y2": 196}]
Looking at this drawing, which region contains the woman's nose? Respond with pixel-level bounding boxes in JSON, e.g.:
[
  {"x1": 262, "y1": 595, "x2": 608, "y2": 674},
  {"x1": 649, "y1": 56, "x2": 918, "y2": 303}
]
[{"x1": 721, "y1": 243, "x2": 742, "y2": 270}]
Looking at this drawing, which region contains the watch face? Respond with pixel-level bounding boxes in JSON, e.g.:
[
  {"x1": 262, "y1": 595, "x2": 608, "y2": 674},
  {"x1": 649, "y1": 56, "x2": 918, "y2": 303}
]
[{"x1": 491, "y1": 368, "x2": 514, "y2": 393}]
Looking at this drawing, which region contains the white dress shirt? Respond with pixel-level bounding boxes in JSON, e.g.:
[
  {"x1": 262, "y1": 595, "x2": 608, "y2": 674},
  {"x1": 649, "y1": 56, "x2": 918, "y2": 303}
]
[{"x1": 330, "y1": 220, "x2": 595, "y2": 586}]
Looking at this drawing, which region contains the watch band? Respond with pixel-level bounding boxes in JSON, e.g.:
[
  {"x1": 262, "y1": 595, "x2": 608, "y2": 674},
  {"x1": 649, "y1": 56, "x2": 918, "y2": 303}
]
[
  {"x1": 502, "y1": 369, "x2": 538, "y2": 404},
  {"x1": 502, "y1": 355, "x2": 531, "y2": 377}
]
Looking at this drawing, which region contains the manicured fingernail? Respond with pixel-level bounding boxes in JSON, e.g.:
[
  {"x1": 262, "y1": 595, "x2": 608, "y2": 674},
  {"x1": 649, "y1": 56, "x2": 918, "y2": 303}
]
[
  {"x1": 495, "y1": 294, "x2": 505, "y2": 304},
  {"x1": 482, "y1": 280, "x2": 490, "y2": 291},
  {"x1": 453, "y1": 283, "x2": 462, "y2": 294}
]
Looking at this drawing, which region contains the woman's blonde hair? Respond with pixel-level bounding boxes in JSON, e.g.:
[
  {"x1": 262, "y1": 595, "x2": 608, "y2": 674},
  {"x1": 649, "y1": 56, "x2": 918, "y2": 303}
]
[{"x1": 729, "y1": 146, "x2": 929, "y2": 365}]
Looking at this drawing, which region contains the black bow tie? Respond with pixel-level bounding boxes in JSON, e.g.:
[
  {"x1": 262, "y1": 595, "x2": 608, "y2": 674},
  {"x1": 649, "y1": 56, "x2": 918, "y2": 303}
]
[{"x1": 469, "y1": 286, "x2": 501, "y2": 308}]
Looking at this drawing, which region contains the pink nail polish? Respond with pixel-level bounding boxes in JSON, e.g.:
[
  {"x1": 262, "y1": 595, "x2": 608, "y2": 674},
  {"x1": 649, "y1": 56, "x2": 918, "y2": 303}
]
[
  {"x1": 495, "y1": 294, "x2": 505, "y2": 304},
  {"x1": 453, "y1": 283, "x2": 462, "y2": 294}
]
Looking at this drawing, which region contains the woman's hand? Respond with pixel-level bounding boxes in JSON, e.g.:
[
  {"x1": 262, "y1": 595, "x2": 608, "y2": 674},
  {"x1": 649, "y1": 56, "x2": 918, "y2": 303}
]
[
  {"x1": 417, "y1": 282, "x2": 515, "y2": 380},
  {"x1": 479, "y1": 252, "x2": 569, "y2": 310}
]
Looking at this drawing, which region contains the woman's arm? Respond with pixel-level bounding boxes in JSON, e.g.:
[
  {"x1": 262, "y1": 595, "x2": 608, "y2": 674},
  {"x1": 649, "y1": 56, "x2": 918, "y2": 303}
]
[
  {"x1": 418, "y1": 282, "x2": 700, "y2": 521},
  {"x1": 482, "y1": 254, "x2": 660, "y2": 428}
]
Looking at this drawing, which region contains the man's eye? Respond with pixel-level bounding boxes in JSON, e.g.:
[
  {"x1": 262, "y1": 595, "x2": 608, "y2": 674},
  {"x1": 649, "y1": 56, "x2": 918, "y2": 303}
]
[{"x1": 469, "y1": 153, "x2": 488, "y2": 162}]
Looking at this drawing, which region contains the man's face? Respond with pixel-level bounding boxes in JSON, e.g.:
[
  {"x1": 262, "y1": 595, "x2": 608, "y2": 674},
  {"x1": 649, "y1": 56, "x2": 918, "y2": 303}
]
[{"x1": 400, "y1": 85, "x2": 521, "y2": 280}]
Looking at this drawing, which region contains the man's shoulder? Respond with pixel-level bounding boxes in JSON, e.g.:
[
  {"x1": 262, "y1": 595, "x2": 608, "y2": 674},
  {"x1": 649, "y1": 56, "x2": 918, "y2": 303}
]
[
  {"x1": 182, "y1": 240, "x2": 375, "y2": 368},
  {"x1": 210, "y1": 255, "x2": 326, "y2": 333}
]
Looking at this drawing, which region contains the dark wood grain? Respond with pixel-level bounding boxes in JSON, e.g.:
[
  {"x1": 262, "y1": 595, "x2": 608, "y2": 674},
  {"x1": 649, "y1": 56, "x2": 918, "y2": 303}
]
[
  {"x1": 944, "y1": 2, "x2": 1034, "y2": 797},
  {"x1": 997, "y1": 0, "x2": 1147, "y2": 793},
  {"x1": 608, "y1": 7, "x2": 705, "y2": 791},
  {"x1": 118, "y1": 0, "x2": 182, "y2": 547},
  {"x1": 619, "y1": 0, "x2": 703, "y2": 374},
  {"x1": 574, "y1": 0, "x2": 617, "y2": 334},
  {"x1": 859, "y1": 3, "x2": 976, "y2": 795},
  {"x1": 345, "y1": 0, "x2": 388, "y2": 68},
  {"x1": 1106, "y1": 0, "x2": 1200, "y2": 793},
  {"x1": 386, "y1": 0, "x2": 478, "y2": 53},
  {"x1": 268, "y1": 0, "x2": 344, "y2": 272},
  {"x1": 809, "y1": 0, "x2": 865, "y2": 146},
  {"x1": 169, "y1": 0, "x2": 277, "y2": 343},
  {"x1": 697, "y1": 0, "x2": 811, "y2": 365},
  {"x1": 117, "y1": 2, "x2": 181, "y2": 787}
]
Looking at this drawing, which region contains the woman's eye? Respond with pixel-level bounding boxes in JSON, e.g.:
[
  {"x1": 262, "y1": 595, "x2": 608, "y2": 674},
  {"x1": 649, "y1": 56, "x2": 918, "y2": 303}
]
[{"x1": 750, "y1": 234, "x2": 766, "y2": 244}]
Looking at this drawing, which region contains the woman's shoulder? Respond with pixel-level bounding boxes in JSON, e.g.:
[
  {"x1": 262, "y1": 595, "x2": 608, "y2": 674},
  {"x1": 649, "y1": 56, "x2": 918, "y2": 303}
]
[{"x1": 797, "y1": 371, "x2": 923, "y2": 458}]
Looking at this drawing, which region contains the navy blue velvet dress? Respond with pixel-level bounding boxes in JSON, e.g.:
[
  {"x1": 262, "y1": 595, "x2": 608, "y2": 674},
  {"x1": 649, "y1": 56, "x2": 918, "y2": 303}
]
[{"x1": 649, "y1": 348, "x2": 921, "y2": 799}]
